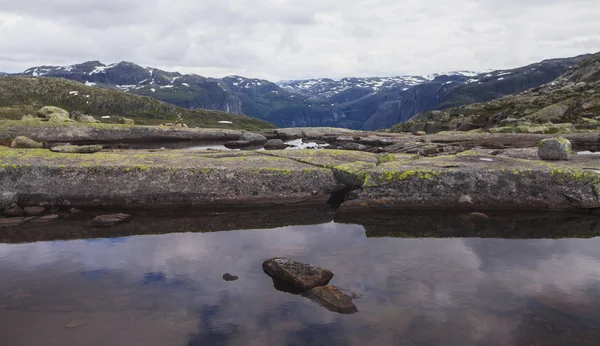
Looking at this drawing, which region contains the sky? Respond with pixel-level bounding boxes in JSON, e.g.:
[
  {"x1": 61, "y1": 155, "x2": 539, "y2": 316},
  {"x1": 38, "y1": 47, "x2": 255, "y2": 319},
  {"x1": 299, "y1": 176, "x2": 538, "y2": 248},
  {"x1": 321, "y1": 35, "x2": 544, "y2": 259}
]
[{"x1": 1, "y1": 0, "x2": 600, "y2": 81}]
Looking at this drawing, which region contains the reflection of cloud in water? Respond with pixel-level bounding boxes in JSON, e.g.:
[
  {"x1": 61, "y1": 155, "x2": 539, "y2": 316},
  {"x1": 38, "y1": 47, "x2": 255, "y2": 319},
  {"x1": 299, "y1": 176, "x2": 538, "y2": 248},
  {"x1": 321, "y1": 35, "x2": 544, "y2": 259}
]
[{"x1": 1, "y1": 224, "x2": 600, "y2": 345}]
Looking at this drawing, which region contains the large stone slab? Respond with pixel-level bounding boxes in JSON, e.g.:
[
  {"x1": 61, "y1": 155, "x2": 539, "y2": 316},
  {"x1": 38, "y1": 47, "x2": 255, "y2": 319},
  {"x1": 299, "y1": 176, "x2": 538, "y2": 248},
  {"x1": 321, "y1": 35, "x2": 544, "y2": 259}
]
[
  {"x1": 0, "y1": 148, "x2": 339, "y2": 208},
  {"x1": 342, "y1": 151, "x2": 600, "y2": 211}
]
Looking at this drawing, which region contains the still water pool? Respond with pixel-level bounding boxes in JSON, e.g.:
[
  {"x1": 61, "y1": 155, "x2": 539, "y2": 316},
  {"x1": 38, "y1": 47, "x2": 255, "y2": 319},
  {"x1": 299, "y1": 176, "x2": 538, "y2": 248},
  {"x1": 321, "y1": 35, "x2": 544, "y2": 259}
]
[{"x1": 2, "y1": 217, "x2": 600, "y2": 345}]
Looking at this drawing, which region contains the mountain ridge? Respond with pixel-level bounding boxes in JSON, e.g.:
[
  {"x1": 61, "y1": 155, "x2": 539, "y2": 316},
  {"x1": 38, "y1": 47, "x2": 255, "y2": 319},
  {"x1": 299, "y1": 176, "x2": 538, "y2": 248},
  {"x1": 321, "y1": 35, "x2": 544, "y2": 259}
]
[{"x1": 12, "y1": 54, "x2": 590, "y2": 130}]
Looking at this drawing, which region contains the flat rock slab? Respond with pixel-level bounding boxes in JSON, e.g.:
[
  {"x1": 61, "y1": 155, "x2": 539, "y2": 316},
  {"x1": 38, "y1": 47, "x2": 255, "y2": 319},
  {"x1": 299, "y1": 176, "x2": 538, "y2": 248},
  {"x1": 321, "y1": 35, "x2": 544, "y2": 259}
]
[
  {"x1": 262, "y1": 257, "x2": 333, "y2": 292},
  {"x1": 342, "y1": 151, "x2": 600, "y2": 211},
  {"x1": 92, "y1": 213, "x2": 133, "y2": 227},
  {"x1": 263, "y1": 149, "x2": 378, "y2": 168},
  {"x1": 0, "y1": 217, "x2": 37, "y2": 228},
  {"x1": 50, "y1": 144, "x2": 103, "y2": 153},
  {"x1": 0, "y1": 148, "x2": 340, "y2": 208},
  {"x1": 305, "y1": 286, "x2": 358, "y2": 314},
  {"x1": 32, "y1": 214, "x2": 59, "y2": 223},
  {"x1": 4, "y1": 122, "x2": 244, "y2": 144}
]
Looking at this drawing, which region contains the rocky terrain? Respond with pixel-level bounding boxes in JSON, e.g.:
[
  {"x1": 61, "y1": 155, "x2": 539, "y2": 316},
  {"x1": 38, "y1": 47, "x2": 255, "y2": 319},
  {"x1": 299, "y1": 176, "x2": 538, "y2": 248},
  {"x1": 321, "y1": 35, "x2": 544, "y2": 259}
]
[
  {"x1": 392, "y1": 52, "x2": 600, "y2": 134},
  {"x1": 0, "y1": 76, "x2": 275, "y2": 131},
  {"x1": 12, "y1": 55, "x2": 587, "y2": 130}
]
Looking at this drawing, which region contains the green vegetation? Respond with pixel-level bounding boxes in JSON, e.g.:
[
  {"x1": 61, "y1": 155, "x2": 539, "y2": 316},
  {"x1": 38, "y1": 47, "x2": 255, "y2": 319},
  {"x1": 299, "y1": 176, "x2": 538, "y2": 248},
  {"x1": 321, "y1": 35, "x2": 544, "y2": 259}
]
[{"x1": 0, "y1": 76, "x2": 276, "y2": 131}]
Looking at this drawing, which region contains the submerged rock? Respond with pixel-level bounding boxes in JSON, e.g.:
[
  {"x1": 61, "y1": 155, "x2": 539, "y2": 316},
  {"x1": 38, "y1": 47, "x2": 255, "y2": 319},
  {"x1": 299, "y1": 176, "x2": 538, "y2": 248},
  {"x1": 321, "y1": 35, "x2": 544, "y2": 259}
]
[
  {"x1": 11, "y1": 136, "x2": 43, "y2": 148},
  {"x1": 32, "y1": 214, "x2": 59, "y2": 223},
  {"x1": 538, "y1": 137, "x2": 571, "y2": 160},
  {"x1": 222, "y1": 273, "x2": 239, "y2": 281},
  {"x1": 305, "y1": 286, "x2": 358, "y2": 314},
  {"x1": 92, "y1": 213, "x2": 133, "y2": 227},
  {"x1": 50, "y1": 144, "x2": 103, "y2": 154},
  {"x1": 24, "y1": 206, "x2": 46, "y2": 216},
  {"x1": 264, "y1": 139, "x2": 287, "y2": 150},
  {"x1": 262, "y1": 257, "x2": 333, "y2": 292},
  {"x1": 224, "y1": 140, "x2": 252, "y2": 149},
  {"x1": 3, "y1": 203, "x2": 25, "y2": 217}
]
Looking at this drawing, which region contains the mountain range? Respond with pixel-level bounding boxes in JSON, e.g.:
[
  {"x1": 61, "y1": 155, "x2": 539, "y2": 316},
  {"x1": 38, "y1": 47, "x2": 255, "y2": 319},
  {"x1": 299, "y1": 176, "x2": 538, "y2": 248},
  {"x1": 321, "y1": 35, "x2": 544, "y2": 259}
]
[
  {"x1": 10, "y1": 54, "x2": 589, "y2": 130},
  {"x1": 392, "y1": 51, "x2": 600, "y2": 133}
]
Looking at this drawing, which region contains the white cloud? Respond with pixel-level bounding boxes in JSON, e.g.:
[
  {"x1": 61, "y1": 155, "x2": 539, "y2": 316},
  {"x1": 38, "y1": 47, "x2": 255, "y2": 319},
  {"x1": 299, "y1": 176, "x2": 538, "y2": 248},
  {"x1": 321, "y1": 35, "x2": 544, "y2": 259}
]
[{"x1": 0, "y1": 0, "x2": 599, "y2": 80}]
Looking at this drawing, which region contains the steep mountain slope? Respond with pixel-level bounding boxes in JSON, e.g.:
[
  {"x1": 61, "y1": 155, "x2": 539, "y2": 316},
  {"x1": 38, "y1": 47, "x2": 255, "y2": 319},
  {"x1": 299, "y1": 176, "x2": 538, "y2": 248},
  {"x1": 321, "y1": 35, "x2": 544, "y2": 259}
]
[
  {"x1": 0, "y1": 76, "x2": 275, "y2": 130},
  {"x1": 390, "y1": 52, "x2": 600, "y2": 133},
  {"x1": 15, "y1": 55, "x2": 588, "y2": 130},
  {"x1": 360, "y1": 55, "x2": 588, "y2": 130}
]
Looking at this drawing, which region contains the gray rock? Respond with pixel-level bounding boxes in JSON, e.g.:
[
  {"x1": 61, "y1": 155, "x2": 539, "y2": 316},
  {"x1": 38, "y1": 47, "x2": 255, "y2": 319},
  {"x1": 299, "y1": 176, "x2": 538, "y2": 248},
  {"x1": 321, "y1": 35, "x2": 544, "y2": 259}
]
[
  {"x1": 305, "y1": 286, "x2": 358, "y2": 314},
  {"x1": 224, "y1": 140, "x2": 253, "y2": 149},
  {"x1": 538, "y1": 137, "x2": 571, "y2": 160},
  {"x1": 37, "y1": 106, "x2": 72, "y2": 122},
  {"x1": 262, "y1": 257, "x2": 333, "y2": 292},
  {"x1": 50, "y1": 144, "x2": 103, "y2": 153},
  {"x1": 239, "y1": 132, "x2": 268, "y2": 144},
  {"x1": 342, "y1": 142, "x2": 369, "y2": 151},
  {"x1": 92, "y1": 213, "x2": 133, "y2": 227},
  {"x1": 263, "y1": 139, "x2": 287, "y2": 150},
  {"x1": 11, "y1": 136, "x2": 43, "y2": 148},
  {"x1": 120, "y1": 117, "x2": 135, "y2": 125},
  {"x1": 24, "y1": 206, "x2": 46, "y2": 216},
  {"x1": 71, "y1": 111, "x2": 99, "y2": 123}
]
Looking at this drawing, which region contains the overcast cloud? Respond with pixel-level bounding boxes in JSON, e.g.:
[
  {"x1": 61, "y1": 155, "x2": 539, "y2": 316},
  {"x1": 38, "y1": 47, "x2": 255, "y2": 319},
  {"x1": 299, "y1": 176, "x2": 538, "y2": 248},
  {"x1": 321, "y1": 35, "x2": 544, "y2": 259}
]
[{"x1": 1, "y1": 0, "x2": 599, "y2": 80}]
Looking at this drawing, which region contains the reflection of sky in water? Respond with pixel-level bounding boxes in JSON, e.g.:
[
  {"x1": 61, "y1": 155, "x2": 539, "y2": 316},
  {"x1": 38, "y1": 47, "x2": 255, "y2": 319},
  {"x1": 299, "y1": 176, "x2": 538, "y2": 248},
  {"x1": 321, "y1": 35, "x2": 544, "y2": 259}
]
[{"x1": 1, "y1": 223, "x2": 600, "y2": 345}]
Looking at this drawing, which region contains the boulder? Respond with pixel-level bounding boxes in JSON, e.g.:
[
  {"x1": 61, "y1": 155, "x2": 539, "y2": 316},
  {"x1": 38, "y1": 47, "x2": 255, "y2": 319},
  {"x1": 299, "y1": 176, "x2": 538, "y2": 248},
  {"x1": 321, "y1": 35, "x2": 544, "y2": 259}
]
[
  {"x1": 538, "y1": 137, "x2": 571, "y2": 160},
  {"x1": 21, "y1": 114, "x2": 38, "y2": 121},
  {"x1": 37, "y1": 106, "x2": 72, "y2": 122},
  {"x1": 92, "y1": 213, "x2": 133, "y2": 227},
  {"x1": 262, "y1": 257, "x2": 333, "y2": 292},
  {"x1": 3, "y1": 203, "x2": 24, "y2": 217},
  {"x1": 50, "y1": 144, "x2": 103, "y2": 154},
  {"x1": 24, "y1": 206, "x2": 46, "y2": 216},
  {"x1": 11, "y1": 136, "x2": 43, "y2": 149},
  {"x1": 119, "y1": 117, "x2": 135, "y2": 125},
  {"x1": 71, "y1": 111, "x2": 99, "y2": 123},
  {"x1": 239, "y1": 132, "x2": 268, "y2": 144},
  {"x1": 224, "y1": 140, "x2": 253, "y2": 149},
  {"x1": 263, "y1": 139, "x2": 287, "y2": 150},
  {"x1": 305, "y1": 286, "x2": 358, "y2": 314}
]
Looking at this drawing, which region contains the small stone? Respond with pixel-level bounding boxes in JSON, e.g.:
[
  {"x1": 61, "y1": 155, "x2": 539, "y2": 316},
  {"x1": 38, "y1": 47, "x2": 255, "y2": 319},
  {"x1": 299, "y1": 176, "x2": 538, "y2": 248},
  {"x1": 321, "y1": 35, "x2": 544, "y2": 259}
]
[
  {"x1": 119, "y1": 117, "x2": 135, "y2": 125},
  {"x1": 222, "y1": 273, "x2": 239, "y2": 281},
  {"x1": 458, "y1": 195, "x2": 473, "y2": 204},
  {"x1": 459, "y1": 212, "x2": 490, "y2": 221},
  {"x1": 24, "y1": 206, "x2": 46, "y2": 216},
  {"x1": 50, "y1": 144, "x2": 103, "y2": 154},
  {"x1": 341, "y1": 142, "x2": 369, "y2": 151},
  {"x1": 262, "y1": 257, "x2": 333, "y2": 292},
  {"x1": 306, "y1": 286, "x2": 358, "y2": 314},
  {"x1": 92, "y1": 213, "x2": 133, "y2": 227},
  {"x1": 538, "y1": 137, "x2": 571, "y2": 160},
  {"x1": 32, "y1": 214, "x2": 59, "y2": 223},
  {"x1": 263, "y1": 139, "x2": 287, "y2": 150},
  {"x1": 413, "y1": 131, "x2": 426, "y2": 136},
  {"x1": 11, "y1": 136, "x2": 43, "y2": 149},
  {"x1": 69, "y1": 208, "x2": 82, "y2": 214},
  {"x1": 3, "y1": 203, "x2": 24, "y2": 217}
]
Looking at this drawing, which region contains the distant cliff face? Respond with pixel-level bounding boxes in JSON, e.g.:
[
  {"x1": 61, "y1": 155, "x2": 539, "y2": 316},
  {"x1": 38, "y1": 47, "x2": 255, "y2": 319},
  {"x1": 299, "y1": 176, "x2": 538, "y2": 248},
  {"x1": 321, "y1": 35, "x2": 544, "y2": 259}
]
[{"x1": 16, "y1": 54, "x2": 590, "y2": 129}]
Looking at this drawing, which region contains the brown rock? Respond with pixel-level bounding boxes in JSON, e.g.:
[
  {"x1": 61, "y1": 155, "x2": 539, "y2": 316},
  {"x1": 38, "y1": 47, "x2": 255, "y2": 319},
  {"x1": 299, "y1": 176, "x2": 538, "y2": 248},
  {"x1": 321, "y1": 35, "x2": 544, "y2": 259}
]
[
  {"x1": 24, "y1": 206, "x2": 46, "y2": 216},
  {"x1": 413, "y1": 131, "x2": 426, "y2": 136},
  {"x1": 262, "y1": 257, "x2": 333, "y2": 292},
  {"x1": 306, "y1": 286, "x2": 358, "y2": 314},
  {"x1": 92, "y1": 213, "x2": 133, "y2": 227},
  {"x1": 69, "y1": 208, "x2": 83, "y2": 214}
]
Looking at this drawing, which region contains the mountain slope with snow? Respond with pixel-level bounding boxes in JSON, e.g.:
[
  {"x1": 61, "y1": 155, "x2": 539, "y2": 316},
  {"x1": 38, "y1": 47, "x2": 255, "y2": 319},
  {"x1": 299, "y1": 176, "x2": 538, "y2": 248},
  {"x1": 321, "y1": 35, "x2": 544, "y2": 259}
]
[{"x1": 13, "y1": 55, "x2": 590, "y2": 129}]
